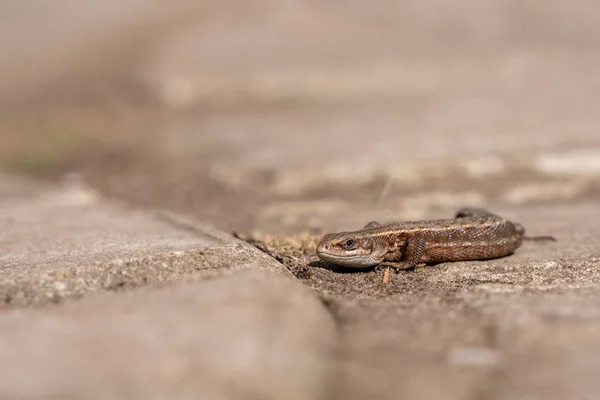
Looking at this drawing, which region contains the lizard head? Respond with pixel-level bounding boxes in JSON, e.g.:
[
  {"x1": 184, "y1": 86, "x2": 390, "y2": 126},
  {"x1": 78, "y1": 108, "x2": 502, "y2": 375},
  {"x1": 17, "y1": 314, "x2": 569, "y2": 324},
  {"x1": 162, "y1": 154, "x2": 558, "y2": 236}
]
[{"x1": 316, "y1": 232, "x2": 385, "y2": 268}]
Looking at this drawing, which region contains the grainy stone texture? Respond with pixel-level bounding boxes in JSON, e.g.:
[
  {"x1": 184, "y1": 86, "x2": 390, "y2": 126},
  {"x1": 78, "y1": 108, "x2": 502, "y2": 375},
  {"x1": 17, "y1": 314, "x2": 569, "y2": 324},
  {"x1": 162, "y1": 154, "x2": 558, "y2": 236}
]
[
  {"x1": 0, "y1": 174, "x2": 288, "y2": 307},
  {"x1": 323, "y1": 202, "x2": 600, "y2": 400},
  {"x1": 0, "y1": 268, "x2": 335, "y2": 400}
]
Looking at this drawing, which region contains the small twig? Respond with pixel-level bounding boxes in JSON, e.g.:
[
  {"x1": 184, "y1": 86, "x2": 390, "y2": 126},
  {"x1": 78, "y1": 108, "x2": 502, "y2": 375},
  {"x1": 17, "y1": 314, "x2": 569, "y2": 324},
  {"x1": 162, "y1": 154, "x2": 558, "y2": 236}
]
[{"x1": 382, "y1": 266, "x2": 390, "y2": 284}]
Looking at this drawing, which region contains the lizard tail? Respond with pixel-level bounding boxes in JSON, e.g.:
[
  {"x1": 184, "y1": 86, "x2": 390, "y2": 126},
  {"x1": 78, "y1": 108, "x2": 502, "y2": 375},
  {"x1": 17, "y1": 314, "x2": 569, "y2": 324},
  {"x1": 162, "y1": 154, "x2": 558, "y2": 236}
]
[
  {"x1": 514, "y1": 222, "x2": 556, "y2": 242},
  {"x1": 523, "y1": 235, "x2": 557, "y2": 242}
]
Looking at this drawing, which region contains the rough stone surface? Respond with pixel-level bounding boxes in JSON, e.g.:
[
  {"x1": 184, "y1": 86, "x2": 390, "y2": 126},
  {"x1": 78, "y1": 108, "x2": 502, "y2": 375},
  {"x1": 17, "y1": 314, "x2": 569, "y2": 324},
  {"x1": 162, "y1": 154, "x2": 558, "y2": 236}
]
[
  {"x1": 0, "y1": 174, "x2": 288, "y2": 307},
  {"x1": 322, "y1": 202, "x2": 600, "y2": 400},
  {"x1": 134, "y1": 0, "x2": 600, "y2": 200},
  {"x1": 0, "y1": 268, "x2": 335, "y2": 400},
  {"x1": 4, "y1": 0, "x2": 600, "y2": 232},
  {"x1": 330, "y1": 286, "x2": 600, "y2": 400}
]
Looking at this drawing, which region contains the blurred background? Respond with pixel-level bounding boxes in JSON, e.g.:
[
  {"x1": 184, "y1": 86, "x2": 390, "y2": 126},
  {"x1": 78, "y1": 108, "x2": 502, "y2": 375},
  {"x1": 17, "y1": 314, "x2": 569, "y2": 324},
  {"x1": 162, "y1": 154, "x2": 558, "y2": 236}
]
[{"x1": 1, "y1": 0, "x2": 599, "y2": 233}]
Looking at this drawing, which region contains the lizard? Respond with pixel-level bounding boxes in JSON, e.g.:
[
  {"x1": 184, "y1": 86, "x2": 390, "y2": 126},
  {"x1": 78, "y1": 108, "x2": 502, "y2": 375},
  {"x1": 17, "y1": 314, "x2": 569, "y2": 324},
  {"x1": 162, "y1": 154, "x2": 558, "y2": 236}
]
[{"x1": 315, "y1": 207, "x2": 555, "y2": 269}]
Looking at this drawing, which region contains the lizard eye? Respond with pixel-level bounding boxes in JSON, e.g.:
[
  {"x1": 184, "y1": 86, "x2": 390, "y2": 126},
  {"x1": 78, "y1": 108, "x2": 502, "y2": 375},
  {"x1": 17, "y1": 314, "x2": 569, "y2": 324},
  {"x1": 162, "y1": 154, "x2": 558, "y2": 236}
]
[{"x1": 342, "y1": 239, "x2": 355, "y2": 249}]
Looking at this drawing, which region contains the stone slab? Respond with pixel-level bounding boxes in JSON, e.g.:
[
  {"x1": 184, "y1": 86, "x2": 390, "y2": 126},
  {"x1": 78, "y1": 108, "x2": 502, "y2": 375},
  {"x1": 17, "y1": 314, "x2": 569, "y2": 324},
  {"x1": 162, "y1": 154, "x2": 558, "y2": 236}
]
[
  {"x1": 323, "y1": 201, "x2": 600, "y2": 399},
  {"x1": 331, "y1": 286, "x2": 600, "y2": 400},
  {"x1": 136, "y1": 0, "x2": 600, "y2": 197},
  {"x1": 0, "y1": 268, "x2": 335, "y2": 400},
  {"x1": 0, "y1": 174, "x2": 288, "y2": 307},
  {"x1": 4, "y1": 1, "x2": 600, "y2": 198}
]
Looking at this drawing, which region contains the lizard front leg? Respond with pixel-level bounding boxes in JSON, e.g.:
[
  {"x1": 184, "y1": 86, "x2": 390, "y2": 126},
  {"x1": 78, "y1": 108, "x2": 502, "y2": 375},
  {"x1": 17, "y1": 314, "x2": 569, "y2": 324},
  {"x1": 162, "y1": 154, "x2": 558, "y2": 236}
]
[{"x1": 383, "y1": 236, "x2": 427, "y2": 271}]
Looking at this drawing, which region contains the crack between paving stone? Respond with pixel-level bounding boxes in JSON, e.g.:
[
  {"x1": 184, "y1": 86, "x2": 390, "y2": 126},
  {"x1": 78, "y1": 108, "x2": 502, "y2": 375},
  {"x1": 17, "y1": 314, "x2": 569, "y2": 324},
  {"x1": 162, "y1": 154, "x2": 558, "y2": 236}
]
[
  {"x1": 226, "y1": 228, "x2": 348, "y2": 400},
  {"x1": 153, "y1": 209, "x2": 238, "y2": 242}
]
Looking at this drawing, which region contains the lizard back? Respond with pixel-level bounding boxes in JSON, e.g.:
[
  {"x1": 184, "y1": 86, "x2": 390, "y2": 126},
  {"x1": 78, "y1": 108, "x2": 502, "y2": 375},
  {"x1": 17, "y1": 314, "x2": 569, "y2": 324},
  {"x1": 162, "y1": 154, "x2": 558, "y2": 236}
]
[{"x1": 366, "y1": 213, "x2": 524, "y2": 263}]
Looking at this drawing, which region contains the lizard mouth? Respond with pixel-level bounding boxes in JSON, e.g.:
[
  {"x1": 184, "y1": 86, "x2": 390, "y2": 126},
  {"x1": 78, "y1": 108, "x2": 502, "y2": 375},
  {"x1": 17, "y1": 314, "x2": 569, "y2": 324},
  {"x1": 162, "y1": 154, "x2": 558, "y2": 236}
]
[{"x1": 316, "y1": 251, "x2": 382, "y2": 269}]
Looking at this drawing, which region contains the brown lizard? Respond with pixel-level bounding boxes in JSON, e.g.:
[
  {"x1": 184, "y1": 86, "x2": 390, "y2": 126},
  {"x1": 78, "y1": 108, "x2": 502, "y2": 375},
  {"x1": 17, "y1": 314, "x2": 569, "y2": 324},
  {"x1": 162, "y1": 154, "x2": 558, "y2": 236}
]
[{"x1": 316, "y1": 208, "x2": 555, "y2": 269}]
